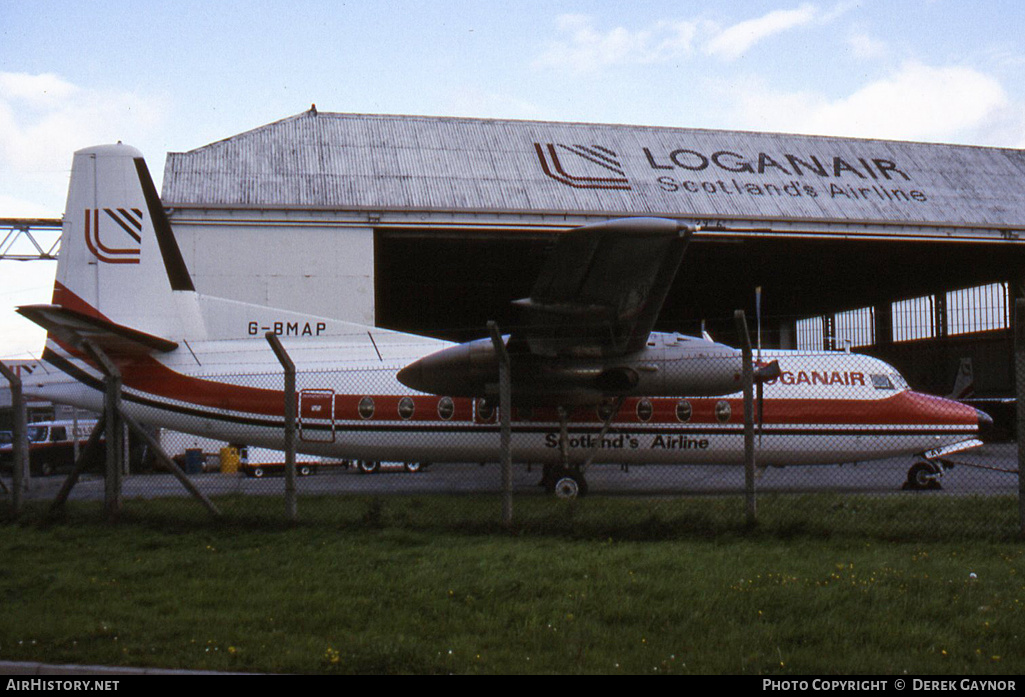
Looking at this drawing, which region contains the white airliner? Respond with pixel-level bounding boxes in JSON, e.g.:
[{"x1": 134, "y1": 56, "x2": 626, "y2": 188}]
[{"x1": 7, "y1": 143, "x2": 990, "y2": 496}]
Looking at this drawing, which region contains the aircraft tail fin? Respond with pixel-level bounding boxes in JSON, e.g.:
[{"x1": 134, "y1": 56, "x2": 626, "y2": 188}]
[
  {"x1": 42, "y1": 144, "x2": 198, "y2": 344},
  {"x1": 28, "y1": 144, "x2": 434, "y2": 354},
  {"x1": 948, "y1": 357, "x2": 975, "y2": 400}
]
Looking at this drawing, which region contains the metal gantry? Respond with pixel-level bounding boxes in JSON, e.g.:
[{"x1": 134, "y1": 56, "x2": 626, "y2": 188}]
[{"x1": 0, "y1": 218, "x2": 62, "y2": 261}]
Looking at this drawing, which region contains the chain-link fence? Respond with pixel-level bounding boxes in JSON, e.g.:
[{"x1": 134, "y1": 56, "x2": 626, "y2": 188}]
[{"x1": 2, "y1": 330, "x2": 1022, "y2": 538}]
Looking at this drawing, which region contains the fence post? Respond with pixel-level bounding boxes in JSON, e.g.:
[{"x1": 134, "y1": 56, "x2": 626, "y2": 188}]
[
  {"x1": 488, "y1": 321, "x2": 513, "y2": 527},
  {"x1": 81, "y1": 342, "x2": 125, "y2": 522},
  {"x1": 266, "y1": 333, "x2": 297, "y2": 523},
  {"x1": 734, "y1": 310, "x2": 757, "y2": 526},
  {"x1": 1015, "y1": 299, "x2": 1025, "y2": 538},
  {"x1": 0, "y1": 361, "x2": 29, "y2": 516}
]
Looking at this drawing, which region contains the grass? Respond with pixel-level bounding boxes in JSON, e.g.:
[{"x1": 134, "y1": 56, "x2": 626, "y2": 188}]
[{"x1": 0, "y1": 494, "x2": 1023, "y2": 674}]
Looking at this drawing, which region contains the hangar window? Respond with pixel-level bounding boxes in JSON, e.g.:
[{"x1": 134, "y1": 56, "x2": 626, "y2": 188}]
[
  {"x1": 834, "y1": 307, "x2": 875, "y2": 348},
  {"x1": 796, "y1": 316, "x2": 824, "y2": 351},
  {"x1": 892, "y1": 295, "x2": 935, "y2": 342},
  {"x1": 946, "y1": 283, "x2": 1008, "y2": 336}
]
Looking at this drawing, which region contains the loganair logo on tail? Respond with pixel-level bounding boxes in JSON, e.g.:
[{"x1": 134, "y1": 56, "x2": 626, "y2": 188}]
[
  {"x1": 84, "y1": 208, "x2": 142, "y2": 264},
  {"x1": 534, "y1": 143, "x2": 632, "y2": 190}
]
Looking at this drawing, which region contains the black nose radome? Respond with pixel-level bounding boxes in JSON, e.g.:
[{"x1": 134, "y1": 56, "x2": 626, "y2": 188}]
[{"x1": 976, "y1": 408, "x2": 994, "y2": 438}]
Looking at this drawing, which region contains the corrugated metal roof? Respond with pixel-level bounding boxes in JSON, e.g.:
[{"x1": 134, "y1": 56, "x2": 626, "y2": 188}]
[{"x1": 162, "y1": 110, "x2": 1025, "y2": 228}]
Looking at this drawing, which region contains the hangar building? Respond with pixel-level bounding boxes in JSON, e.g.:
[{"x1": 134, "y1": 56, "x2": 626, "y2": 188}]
[{"x1": 160, "y1": 109, "x2": 1025, "y2": 397}]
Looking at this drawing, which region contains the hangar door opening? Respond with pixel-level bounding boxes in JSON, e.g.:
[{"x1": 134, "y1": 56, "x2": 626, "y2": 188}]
[
  {"x1": 374, "y1": 226, "x2": 1025, "y2": 400},
  {"x1": 374, "y1": 229, "x2": 554, "y2": 343}
]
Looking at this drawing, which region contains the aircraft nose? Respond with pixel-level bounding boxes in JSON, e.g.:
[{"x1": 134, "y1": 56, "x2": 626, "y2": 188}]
[{"x1": 975, "y1": 408, "x2": 993, "y2": 439}]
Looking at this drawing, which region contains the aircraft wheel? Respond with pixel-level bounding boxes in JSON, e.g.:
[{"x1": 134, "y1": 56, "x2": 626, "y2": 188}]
[
  {"x1": 553, "y1": 471, "x2": 588, "y2": 499},
  {"x1": 404, "y1": 462, "x2": 423, "y2": 473},
  {"x1": 906, "y1": 461, "x2": 941, "y2": 491},
  {"x1": 252, "y1": 466, "x2": 265, "y2": 478},
  {"x1": 298, "y1": 465, "x2": 312, "y2": 476},
  {"x1": 358, "y1": 460, "x2": 380, "y2": 474}
]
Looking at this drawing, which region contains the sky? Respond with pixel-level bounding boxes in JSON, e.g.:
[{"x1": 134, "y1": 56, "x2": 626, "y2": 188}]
[{"x1": 2, "y1": 0, "x2": 1025, "y2": 357}]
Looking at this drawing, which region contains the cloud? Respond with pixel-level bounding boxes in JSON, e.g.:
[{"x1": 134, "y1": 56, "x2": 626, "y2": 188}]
[
  {"x1": 534, "y1": 14, "x2": 702, "y2": 73},
  {"x1": 0, "y1": 71, "x2": 167, "y2": 215},
  {"x1": 724, "y1": 61, "x2": 1016, "y2": 145},
  {"x1": 846, "y1": 32, "x2": 887, "y2": 60},
  {"x1": 0, "y1": 72, "x2": 167, "y2": 357},
  {"x1": 0, "y1": 260, "x2": 56, "y2": 359},
  {"x1": 704, "y1": 4, "x2": 820, "y2": 61},
  {"x1": 443, "y1": 88, "x2": 546, "y2": 121}
]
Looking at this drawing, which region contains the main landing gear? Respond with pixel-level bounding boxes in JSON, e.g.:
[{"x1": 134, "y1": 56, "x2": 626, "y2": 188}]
[
  {"x1": 539, "y1": 464, "x2": 589, "y2": 499},
  {"x1": 539, "y1": 400, "x2": 622, "y2": 499}
]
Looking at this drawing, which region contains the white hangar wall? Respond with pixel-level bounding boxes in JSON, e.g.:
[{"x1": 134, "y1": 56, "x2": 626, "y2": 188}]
[
  {"x1": 160, "y1": 110, "x2": 1025, "y2": 327},
  {"x1": 169, "y1": 214, "x2": 375, "y2": 326}
]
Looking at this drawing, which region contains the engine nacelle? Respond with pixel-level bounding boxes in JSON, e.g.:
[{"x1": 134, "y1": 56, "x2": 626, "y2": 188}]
[{"x1": 396, "y1": 332, "x2": 763, "y2": 405}]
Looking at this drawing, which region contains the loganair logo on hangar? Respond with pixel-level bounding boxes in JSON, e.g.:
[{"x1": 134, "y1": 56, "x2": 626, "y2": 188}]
[
  {"x1": 534, "y1": 143, "x2": 632, "y2": 190},
  {"x1": 83, "y1": 207, "x2": 142, "y2": 264},
  {"x1": 533, "y1": 141, "x2": 934, "y2": 204}
]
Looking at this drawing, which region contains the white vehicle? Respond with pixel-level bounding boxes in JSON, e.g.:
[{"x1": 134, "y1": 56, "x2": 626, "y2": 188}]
[
  {"x1": 14, "y1": 144, "x2": 989, "y2": 497},
  {"x1": 238, "y1": 446, "x2": 346, "y2": 478},
  {"x1": 354, "y1": 460, "x2": 427, "y2": 474},
  {"x1": 0, "y1": 419, "x2": 98, "y2": 476}
]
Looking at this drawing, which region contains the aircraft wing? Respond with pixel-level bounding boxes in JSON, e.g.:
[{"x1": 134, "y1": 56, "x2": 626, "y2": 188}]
[
  {"x1": 511, "y1": 217, "x2": 696, "y2": 357},
  {"x1": 18, "y1": 304, "x2": 178, "y2": 357}
]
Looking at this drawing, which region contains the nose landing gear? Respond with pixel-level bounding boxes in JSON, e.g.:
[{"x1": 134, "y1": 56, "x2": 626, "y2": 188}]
[{"x1": 904, "y1": 459, "x2": 945, "y2": 490}]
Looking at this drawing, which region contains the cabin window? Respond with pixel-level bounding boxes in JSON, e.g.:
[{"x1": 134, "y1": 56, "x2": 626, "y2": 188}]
[
  {"x1": 50, "y1": 427, "x2": 67, "y2": 442},
  {"x1": 675, "y1": 399, "x2": 692, "y2": 423},
  {"x1": 397, "y1": 397, "x2": 415, "y2": 420},
  {"x1": 715, "y1": 400, "x2": 732, "y2": 423},
  {"x1": 27, "y1": 426, "x2": 47, "y2": 442},
  {"x1": 476, "y1": 398, "x2": 495, "y2": 422},
  {"x1": 596, "y1": 400, "x2": 617, "y2": 421},
  {"x1": 358, "y1": 396, "x2": 375, "y2": 420},
  {"x1": 437, "y1": 397, "x2": 454, "y2": 421},
  {"x1": 636, "y1": 399, "x2": 653, "y2": 422},
  {"x1": 870, "y1": 374, "x2": 895, "y2": 390}
]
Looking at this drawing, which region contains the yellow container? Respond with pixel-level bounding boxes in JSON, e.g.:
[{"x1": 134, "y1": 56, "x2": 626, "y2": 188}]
[{"x1": 220, "y1": 446, "x2": 240, "y2": 474}]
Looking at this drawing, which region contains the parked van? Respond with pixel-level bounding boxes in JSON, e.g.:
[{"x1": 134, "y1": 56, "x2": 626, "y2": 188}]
[{"x1": 0, "y1": 420, "x2": 99, "y2": 476}]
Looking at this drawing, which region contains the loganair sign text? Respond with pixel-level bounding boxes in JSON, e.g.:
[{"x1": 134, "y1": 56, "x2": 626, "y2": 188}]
[{"x1": 535, "y1": 142, "x2": 929, "y2": 204}]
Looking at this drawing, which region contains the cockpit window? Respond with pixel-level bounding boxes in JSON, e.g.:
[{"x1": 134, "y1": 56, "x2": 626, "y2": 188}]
[
  {"x1": 870, "y1": 374, "x2": 895, "y2": 390},
  {"x1": 890, "y1": 373, "x2": 909, "y2": 390}
]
